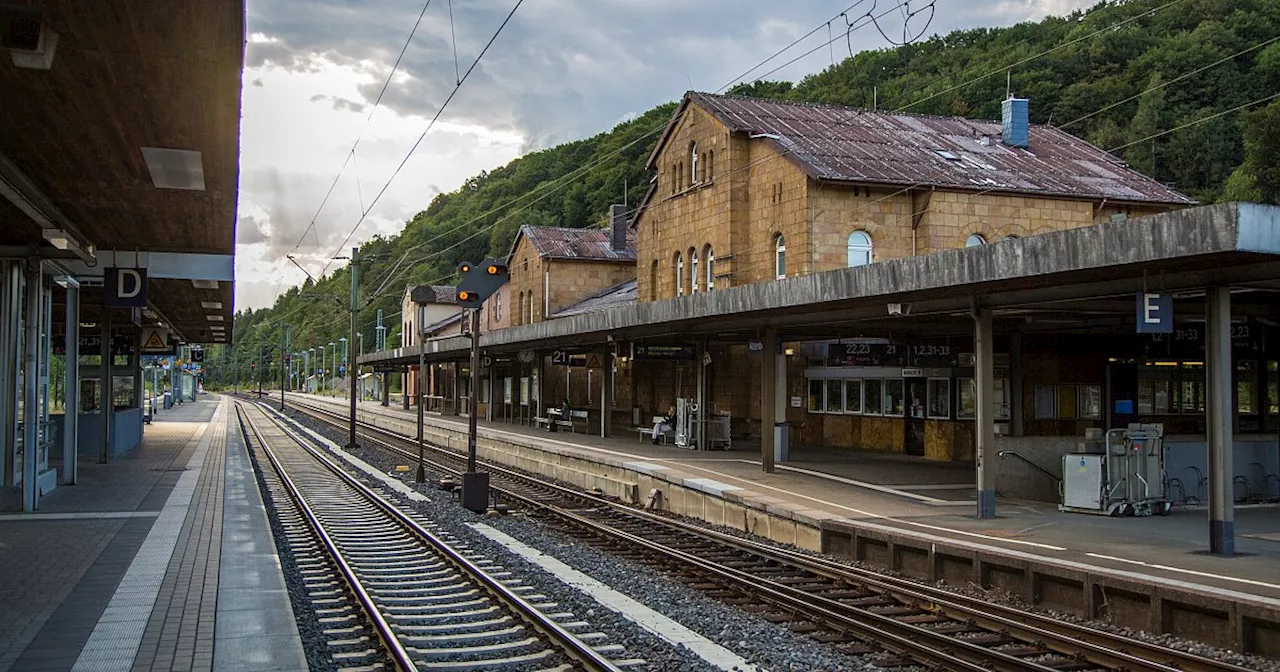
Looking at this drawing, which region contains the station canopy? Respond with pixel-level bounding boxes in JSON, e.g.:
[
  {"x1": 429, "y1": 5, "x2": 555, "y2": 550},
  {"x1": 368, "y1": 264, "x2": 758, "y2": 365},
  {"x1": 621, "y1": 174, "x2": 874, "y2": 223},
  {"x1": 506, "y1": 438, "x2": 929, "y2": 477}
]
[{"x1": 0, "y1": 1, "x2": 244, "y2": 344}]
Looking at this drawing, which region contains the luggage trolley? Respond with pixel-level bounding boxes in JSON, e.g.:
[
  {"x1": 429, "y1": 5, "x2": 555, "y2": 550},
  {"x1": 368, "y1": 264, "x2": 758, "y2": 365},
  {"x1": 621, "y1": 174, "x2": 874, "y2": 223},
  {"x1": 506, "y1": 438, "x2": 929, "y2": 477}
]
[{"x1": 1060, "y1": 423, "x2": 1172, "y2": 516}]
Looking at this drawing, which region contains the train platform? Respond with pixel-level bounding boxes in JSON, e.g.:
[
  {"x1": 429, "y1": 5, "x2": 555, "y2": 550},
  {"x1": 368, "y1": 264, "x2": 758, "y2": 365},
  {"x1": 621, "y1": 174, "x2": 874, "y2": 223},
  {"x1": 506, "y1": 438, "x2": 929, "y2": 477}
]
[
  {"x1": 288, "y1": 392, "x2": 1280, "y2": 653},
  {"x1": 0, "y1": 395, "x2": 307, "y2": 672}
]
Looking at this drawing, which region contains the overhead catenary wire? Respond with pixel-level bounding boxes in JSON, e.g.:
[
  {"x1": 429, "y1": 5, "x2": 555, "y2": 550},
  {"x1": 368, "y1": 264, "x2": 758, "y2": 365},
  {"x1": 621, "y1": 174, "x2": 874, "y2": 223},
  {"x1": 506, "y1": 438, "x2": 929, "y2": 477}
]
[
  {"x1": 262, "y1": 0, "x2": 1205, "y2": 352},
  {"x1": 359, "y1": 2, "x2": 903, "y2": 303},
  {"x1": 287, "y1": 0, "x2": 438, "y2": 261},
  {"x1": 318, "y1": 0, "x2": 526, "y2": 278}
]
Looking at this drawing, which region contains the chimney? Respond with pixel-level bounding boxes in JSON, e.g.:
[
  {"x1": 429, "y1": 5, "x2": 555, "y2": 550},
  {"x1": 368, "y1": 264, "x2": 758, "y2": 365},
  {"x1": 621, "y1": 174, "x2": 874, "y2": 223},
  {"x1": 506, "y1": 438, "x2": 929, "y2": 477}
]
[
  {"x1": 610, "y1": 203, "x2": 628, "y2": 253},
  {"x1": 1001, "y1": 97, "x2": 1029, "y2": 149}
]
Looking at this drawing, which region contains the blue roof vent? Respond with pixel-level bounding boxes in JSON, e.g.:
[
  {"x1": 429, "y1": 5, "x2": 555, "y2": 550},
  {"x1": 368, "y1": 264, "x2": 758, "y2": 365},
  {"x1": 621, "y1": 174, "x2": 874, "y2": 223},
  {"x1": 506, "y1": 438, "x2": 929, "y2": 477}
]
[{"x1": 1001, "y1": 97, "x2": 1029, "y2": 149}]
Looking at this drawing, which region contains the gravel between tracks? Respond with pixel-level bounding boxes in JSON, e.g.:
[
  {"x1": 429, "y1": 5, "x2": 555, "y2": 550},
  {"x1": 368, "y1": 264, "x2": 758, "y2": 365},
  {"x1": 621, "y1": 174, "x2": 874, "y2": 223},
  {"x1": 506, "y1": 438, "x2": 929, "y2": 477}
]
[{"x1": 281, "y1": 404, "x2": 885, "y2": 672}]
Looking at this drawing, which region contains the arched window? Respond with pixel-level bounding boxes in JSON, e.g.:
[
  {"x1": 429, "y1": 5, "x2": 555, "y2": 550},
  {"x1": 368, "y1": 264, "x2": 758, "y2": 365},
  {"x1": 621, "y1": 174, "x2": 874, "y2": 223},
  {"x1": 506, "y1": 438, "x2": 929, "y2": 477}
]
[
  {"x1": 689, "y1": 247, "x2": 699, "y2": 293},
  {"x1": 774, "y1": 234, "x2": 786, "y2": 280},
  {"x1": 965, "y1": 233, "x2": 986, "y2": 248},
  {"x1": 847, "y1": 231, "x2": 873, "y2": 267},
  {"x1": 649, "y1": 260, "x2": 659, "y2": 301},
  {"x1": 707, "y1": 150, "x2": 715, "y2": 181},
  {"x1": 516, "y1": 291, "x2": 523, "y2": 325},
  {"x1": 704, "y1": 245, "x2": 715, "y2": 290},
  {"x1": 526, "y1": 292, "x2": 533, "y2": 323},
  {"x1": 675, "y1": 252, "x2": 684, "y2": 297},
  {"x1": 690, "y1": 142, "x2": 699, "y2": 185},
  {"x1": 493, "y1": 291, "x2": 502, "y2": 322}
]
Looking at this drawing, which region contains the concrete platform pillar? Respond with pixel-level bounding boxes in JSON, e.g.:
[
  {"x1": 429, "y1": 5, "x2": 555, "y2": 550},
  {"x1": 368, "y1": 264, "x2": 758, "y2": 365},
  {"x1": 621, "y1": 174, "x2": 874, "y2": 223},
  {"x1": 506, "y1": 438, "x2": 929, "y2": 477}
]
[
  {"x1": 761, "y1": 327, "x2": 777, "y2": 473},
  {"x1": 381, "y1": 371, "x2": 390, "y2": 406},
  {"x1": 695, "y1": 339, "x2": 706, "y2": 450},
  {"x1": 601, "y1": 349, "x2": 613, "y2": 438},
  {"x1": 1206, "y1": 286, "x2": 1234, "y2": 555},
  {"x1": 101, "y1": 300, "x2": 112, "y2": 463},
  {"x1": 21, "y1": 261, "x2": 41, "y2": 511},
  {"x1": 63, "y1": 280, "x2": 79, "y2": 485},
  {"x1": 974, "y1": 306, "x2": 996, "y2": 519}
]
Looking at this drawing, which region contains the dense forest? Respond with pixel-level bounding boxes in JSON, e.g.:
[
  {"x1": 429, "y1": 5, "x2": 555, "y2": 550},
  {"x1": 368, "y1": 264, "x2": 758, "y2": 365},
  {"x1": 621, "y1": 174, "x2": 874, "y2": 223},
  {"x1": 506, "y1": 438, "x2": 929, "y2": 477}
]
[{"x1": 206, "y1": 0, "x2": 1280, "y2": 388}]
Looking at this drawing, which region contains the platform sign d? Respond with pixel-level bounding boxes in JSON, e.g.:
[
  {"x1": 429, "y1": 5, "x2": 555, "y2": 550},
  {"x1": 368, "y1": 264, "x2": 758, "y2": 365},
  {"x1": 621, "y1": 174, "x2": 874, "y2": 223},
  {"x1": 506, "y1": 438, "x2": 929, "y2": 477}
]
[
  {"x1": 105, "y1": 267, "x2": 147, "y2": 307},
  {"x1": 1136, "y1": 292, "x2": 1172, "y2": 334}
]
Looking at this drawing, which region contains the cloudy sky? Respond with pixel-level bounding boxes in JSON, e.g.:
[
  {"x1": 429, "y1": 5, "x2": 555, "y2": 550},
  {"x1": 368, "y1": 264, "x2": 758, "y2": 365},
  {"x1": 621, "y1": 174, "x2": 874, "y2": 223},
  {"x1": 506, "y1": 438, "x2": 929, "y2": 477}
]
[{"x1": 236, "y1": 0, "x2": 1094, "y2": 310}]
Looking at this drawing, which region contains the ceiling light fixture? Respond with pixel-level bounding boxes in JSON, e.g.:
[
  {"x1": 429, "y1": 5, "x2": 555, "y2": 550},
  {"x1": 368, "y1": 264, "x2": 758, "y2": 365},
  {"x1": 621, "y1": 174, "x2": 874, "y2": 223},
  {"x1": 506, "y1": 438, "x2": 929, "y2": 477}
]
[
  {"x1": 141, "y1": 148, "x2": 205, "y2": 191},
  {"x1": 2, "y1": 7, "x2": 58, "y2": 70},
  {"x1": 206, "y1": 314, "x2": 224, "y2": 322},
  {"x1": 200, "y1": 301, "x2": 222, "y2": 310},
  {"x1": 191, "y1": 279, "x2": 218, "y2": 289}
]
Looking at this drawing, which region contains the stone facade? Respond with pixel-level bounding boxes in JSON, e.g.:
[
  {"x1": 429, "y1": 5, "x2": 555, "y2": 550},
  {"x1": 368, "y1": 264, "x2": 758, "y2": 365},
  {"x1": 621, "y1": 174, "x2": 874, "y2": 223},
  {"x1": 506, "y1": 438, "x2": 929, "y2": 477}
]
[
  {"x1": 635, "y1": 98, "x2": 1175, "y2": 302},
  {"x1": 507, "y1": 233, "x2": 636, "y2": 324}
]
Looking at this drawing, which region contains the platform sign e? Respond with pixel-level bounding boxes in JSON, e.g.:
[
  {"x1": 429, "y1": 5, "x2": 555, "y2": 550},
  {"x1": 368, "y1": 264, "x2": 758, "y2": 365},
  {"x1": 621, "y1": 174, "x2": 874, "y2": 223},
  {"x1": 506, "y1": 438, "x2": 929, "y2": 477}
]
[
  {"x1": 1136, "y1": 292, "x2": 1172, "y2": 334},
  {"x1": 105, "y1": 267, "x2": 147, "y2": 307}
]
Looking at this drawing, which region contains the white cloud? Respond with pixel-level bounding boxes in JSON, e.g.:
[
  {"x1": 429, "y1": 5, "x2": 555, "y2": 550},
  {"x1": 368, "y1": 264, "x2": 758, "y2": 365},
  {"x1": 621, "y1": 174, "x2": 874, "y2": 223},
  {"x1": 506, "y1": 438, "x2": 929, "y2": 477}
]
[{"x1": 235, "y1": 0, "x2": 1099, "y2": 309}]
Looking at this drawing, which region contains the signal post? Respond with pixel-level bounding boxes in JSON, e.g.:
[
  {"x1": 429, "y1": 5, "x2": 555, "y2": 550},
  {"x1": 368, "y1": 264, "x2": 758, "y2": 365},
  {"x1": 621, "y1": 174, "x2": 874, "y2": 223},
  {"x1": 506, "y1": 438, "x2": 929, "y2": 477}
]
[{"x1": 454, "y1": 258, "x2": 508, "y2": 513}]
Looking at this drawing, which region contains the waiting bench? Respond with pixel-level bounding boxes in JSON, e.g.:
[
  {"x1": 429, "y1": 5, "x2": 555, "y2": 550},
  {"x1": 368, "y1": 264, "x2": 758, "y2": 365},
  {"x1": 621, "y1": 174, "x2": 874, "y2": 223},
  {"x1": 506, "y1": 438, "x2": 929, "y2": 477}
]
[
  {"x1": 534, "y1": 408, "x2": 590, "y2": 433},
  {"x1": 636, "y1": 416, "x2": 675, "y2": 444}
]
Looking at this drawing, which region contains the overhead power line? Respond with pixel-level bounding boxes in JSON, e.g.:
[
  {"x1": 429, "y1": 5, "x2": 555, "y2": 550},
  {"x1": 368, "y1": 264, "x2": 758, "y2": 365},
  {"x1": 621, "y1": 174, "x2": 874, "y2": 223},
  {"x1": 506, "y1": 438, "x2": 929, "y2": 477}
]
[{"x1": 318, "y1": 0, "x2": 526, "y2": 277}]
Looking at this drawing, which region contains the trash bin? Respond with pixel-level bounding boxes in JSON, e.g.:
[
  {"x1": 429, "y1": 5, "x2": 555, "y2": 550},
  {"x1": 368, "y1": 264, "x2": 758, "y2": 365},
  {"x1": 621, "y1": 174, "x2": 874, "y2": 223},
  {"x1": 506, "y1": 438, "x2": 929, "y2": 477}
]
[{"x1": 773, "y1": 422, "x2": 790, "y2": 463}]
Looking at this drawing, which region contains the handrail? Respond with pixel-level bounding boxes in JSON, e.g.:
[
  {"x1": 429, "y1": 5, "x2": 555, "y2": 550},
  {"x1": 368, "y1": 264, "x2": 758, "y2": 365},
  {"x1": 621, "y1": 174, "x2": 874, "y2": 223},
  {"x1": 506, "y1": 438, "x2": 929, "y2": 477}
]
[{"x1": 998, "y1": 450, "x2": 1061, "y2": 483}]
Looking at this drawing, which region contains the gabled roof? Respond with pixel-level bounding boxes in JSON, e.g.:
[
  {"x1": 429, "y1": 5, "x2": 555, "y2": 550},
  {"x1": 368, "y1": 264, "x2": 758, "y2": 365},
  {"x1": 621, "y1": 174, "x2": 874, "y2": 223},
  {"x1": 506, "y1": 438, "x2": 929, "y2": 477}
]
[
  {"x1": 423, "y1": 311, "x2": 463, "y2": 335},
  {"x1": 644, "y1": 91, "x2": 1193, "y2": 206},
  {"x1": 405, "y1": 285, "x2": 458, "y2": 305},
  {"x1": 551, "y1": 279, "x2": 637, "y2": 318},
  {"x1": 509, "y1": 225, "x2": 636, "y2": 263}
]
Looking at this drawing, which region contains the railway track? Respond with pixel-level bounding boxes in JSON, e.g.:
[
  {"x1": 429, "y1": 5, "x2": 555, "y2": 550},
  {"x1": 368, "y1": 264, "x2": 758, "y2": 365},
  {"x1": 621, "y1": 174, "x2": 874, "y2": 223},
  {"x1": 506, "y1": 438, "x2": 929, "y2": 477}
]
[
  {"x1": 233, "y1": 399, "x2": 633, "y2": 672},
  {"x1": 279, "y1": 395, "x2": 1259, "y2": 672}
]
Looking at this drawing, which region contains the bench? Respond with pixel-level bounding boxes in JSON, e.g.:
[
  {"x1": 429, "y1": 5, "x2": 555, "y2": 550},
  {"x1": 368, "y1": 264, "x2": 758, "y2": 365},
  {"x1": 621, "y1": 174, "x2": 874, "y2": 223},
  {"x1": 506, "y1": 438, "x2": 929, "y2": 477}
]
[
  {"x1": 534, "y1": 408, "x2": 590, "y2": 433},
  {"x1": 636, "y1": 416, "x2": 675, "y2": 444}
]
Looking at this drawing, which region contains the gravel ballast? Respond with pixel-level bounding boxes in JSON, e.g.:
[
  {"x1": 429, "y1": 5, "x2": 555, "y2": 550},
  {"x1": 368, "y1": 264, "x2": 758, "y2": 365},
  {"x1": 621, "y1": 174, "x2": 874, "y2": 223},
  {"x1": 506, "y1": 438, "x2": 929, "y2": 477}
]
[
  {"x1": 276, "y1": 402, "x2": 884, "y2": 671},
  {"x1": 272, "y1": 398, "x2": 1280, "y2": 672}
]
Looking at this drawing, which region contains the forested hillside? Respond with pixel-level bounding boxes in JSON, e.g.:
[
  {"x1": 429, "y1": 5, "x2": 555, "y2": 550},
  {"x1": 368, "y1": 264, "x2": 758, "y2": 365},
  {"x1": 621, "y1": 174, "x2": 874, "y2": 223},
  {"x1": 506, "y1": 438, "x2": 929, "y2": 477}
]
[{"x1": 207, "y1": 0, "x2": 1280, "y2": 387}]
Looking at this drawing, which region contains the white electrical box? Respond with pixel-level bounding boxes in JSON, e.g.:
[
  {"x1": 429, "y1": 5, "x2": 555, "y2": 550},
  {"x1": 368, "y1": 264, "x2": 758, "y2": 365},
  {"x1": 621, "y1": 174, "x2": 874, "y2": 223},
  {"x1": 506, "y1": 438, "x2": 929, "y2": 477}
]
[{"x1": 1062, "y1": 454, "x2": 1103, "y2": 510}]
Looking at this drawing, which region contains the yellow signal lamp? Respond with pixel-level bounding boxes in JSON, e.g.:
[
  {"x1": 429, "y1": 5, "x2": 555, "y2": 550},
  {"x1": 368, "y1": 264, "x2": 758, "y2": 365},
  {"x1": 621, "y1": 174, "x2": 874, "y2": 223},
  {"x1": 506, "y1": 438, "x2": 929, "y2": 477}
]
[{"x1": 458, "y1": 290, "x2": 473, "y2": 302}]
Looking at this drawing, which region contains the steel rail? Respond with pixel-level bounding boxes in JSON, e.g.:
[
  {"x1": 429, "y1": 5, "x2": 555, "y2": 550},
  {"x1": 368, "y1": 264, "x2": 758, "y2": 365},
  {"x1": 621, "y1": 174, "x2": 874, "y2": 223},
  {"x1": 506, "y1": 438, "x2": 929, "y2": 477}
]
[
  {"x1": 284, "y1": 394, "x2": 1261, "y2": 672},
  {"x1": 235, "y1": 403, "x2": 420, "y2": 672},
  {"x1": 242, "y1": 399, "x2": 624, "y2": 672}
]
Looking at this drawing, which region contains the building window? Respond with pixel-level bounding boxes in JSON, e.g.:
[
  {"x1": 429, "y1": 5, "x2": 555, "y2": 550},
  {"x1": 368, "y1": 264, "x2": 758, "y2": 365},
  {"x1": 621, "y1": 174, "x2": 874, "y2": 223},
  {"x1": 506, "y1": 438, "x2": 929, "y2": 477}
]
[
  {"x1": 1034, "y1": 384, "x2": 1101, "y2": 420},
  {"x1": 865, "y1": 379, "x2": 884, "y2": 415},
  {"x1": 690, "y1": 248, "x2": 699, "y2": 293},
  {"x1": 649, "y1": 260, "x2": 659, "y2": 301},
  {"x1": 957, "y1": 377, "x2": 1013, "y2": 420},
  {"x1": 884, "y1": 379, "x2": 904, "y2": 416},
  {"x1": 774, "y1": 234, "x2": 786, "y2": 279},
  {"x1": 704, "y1": 245, "x2": 715, "y2": 290},
  {"x1": 825, "y1": 380, "x2": 843, "y2": 413},
  {"x1": 690, "y1": 142, "x2": 699, "y2": 185},
  {"x1": 707, "y1": 150, "x2": 715, "y2": 181},
  {"x1": 844, "y1": 379, "x2": 862, "y2": 414},
  {"x1": 678, "y1": 162, "x2": 684, "y2": 191},
  {"x1": 516, "y1": 291, "x2": 523, "y2": 325},
  {"x1": 493, "y1": 291, "x2": 502, "y2": 322},
  {"x1": 808, "y1": 379, "x2": 823, "y2": 412},
  {"x1": 927, "y1": 378, "x2": 951, "y2": 419},
  {"x1": 966, "y1": 233, "x2": 986, "y2": 247},
  {"x1": 675, "y1": 252, "x2": 684, "y2": 297},
  {"x1": 847, "y1": 231, "x2": 872, "y2": 267}
]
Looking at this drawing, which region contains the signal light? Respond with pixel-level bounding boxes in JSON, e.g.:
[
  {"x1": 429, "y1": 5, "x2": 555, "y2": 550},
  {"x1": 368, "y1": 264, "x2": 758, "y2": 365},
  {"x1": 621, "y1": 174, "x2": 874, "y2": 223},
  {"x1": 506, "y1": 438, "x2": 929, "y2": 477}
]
[
  {"x1": 458, "y1": 290, "x2": 472, "y2": 302},
  {"x1": 487, "y1": 264, "x2": 502, "y2": 275}
]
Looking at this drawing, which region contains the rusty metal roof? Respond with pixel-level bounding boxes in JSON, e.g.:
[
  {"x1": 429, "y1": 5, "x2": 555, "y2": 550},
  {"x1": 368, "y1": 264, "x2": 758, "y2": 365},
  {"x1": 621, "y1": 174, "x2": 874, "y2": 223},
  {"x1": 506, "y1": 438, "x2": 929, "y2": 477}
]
[
  {"x1": 519, "y1": 226, "x2": 637, "y2": 262},
  {"x1": 406, "y1": 285, "x2": 458, "y2": 305},
  {"x1": 681, "y1": 92, "x2": 1193, "y2": 205},
  {"x1": 552, "y1": 279, "x2": 637, "y2": 318}
]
